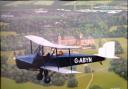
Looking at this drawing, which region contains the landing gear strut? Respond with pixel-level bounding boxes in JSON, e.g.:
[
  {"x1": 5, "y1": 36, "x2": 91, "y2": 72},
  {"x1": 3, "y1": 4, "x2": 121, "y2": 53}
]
[
  {"x1": 44, "y1": 69, "x2": 51, "y2": 83},
  {"x1": 37, "y1": 69, "x2": 43, "y2": 80},
  {"x1": 36, "y1": 69, "x2": 51, "y2": 83}
]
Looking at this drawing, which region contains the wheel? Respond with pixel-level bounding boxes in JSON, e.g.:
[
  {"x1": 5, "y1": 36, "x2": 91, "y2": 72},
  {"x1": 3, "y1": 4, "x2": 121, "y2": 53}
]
[
  {"x1": 36, "y1": 73, "x2": 43, "y2": 80},
  {"x1": 44, "y1": 76, "x2": 51, "y2": 83}
]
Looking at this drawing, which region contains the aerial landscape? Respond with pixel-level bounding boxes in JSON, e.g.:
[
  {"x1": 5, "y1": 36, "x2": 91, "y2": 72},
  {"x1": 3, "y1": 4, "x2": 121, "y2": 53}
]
[{"x1": 0, "y1": 0, "x2": 127, "y2": 89}]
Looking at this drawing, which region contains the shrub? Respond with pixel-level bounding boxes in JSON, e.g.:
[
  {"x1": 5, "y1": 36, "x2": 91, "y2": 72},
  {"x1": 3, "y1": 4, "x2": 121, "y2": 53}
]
[
  {"x1": 114, "y1": 40, "x2": 124, "y2": 54},
  {"x1": 109, "y1": 58, "x2": 127, "y2": 80},
  {"x1": 67, "y1": 78, "x2": 78, "y2": 88},
  {"x1": 84, "y1": 65, "x2": 92, "y2": 73}
]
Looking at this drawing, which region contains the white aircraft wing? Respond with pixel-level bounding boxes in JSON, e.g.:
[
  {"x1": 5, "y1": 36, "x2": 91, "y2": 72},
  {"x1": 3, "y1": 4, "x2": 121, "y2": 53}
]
[
  {"x1": 25, "y1": 35, "x2": 80, "y2": 49},
  {"x1": 41, "y1": 66, "x2": 81, "y2": 74}
]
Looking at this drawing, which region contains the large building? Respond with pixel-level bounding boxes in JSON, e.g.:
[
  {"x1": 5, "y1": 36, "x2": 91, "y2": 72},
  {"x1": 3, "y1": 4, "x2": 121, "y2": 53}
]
[{"x1": 57, "y1": 33, "x2": 95, "y2": 49}]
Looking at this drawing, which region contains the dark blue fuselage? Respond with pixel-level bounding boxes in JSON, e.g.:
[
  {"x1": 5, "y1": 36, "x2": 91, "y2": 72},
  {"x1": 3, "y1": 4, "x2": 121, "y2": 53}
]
[{"x1": 16, "y1": 53, "x2": 105, "y2": 70}]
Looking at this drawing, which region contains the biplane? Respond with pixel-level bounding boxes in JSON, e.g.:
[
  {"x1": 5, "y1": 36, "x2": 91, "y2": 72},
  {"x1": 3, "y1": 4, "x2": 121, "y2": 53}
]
[{"x1": 16, "y1": 35, "x2": 118, "y2": 83}]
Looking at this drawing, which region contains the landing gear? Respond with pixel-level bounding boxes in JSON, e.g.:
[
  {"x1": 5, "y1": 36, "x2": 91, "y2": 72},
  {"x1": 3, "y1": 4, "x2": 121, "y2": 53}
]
[
  {"x1": 36, "y1": 69, "x2": 43, "y2": 80},
  {"x1": 37, "y1": 73, "x2": 43, "y2": 80},
  {"x1": 36, "y1": 69, "x2": 51, "y2": 83},
  {"x1": 44, "y1": 76, "x2": 51, "y2": 83},
  {"x1": 44, "y1": 69, "x2": 51, "y2": 83}
]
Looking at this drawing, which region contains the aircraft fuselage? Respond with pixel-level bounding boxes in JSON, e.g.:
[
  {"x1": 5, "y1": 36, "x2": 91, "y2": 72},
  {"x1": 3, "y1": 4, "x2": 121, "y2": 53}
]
[{"x1": 16, "y1": 53, "x2": 105, "y2": 69}]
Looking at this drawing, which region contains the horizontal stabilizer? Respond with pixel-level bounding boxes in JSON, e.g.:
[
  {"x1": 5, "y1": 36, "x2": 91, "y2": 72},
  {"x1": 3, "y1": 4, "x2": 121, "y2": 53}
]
[{"x1": 41, "y1": 66, "x2": 81, "y2": 74}]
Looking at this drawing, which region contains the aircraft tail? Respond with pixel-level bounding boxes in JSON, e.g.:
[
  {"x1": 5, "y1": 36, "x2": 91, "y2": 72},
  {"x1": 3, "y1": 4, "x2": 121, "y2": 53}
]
[{"x1": 97, "y1": 41, "x2": 119, "y2": 59}]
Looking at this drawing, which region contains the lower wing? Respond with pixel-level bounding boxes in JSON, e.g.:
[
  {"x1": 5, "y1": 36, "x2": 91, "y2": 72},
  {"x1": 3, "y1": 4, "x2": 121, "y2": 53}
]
[{"x1": 41, "y1": 66, "x2": 81, "y2": 74}]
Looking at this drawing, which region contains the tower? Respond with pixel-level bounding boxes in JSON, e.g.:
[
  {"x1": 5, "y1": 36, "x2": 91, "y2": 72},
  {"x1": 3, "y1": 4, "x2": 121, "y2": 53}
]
[
  {"x1": 58, "y1": 33, "x2": 61, "y2": 44},
  {"x1": 79, "y1": 33, "x2": 83, "y2": 46},
  {"x1": 79, "y1": 32, "x2": 83, "y2": 39}
]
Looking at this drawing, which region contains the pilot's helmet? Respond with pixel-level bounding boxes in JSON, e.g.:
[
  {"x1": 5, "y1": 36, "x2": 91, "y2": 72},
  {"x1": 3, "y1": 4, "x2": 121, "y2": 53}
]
[{"x1": 59, "y1": 51, "x2": 63, "y2": 56}]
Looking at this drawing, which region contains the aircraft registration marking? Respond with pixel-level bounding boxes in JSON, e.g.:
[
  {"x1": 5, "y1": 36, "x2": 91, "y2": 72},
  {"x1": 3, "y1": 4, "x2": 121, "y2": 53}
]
[{"x1": 74, "y1": 57, "x2": 92, "y2": 64}]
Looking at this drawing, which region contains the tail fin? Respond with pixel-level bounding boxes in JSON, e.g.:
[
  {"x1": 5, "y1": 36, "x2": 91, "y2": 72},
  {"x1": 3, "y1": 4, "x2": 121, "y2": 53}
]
[{"x1": 98, "y1": 41, "x2": 119, "y2": 59}]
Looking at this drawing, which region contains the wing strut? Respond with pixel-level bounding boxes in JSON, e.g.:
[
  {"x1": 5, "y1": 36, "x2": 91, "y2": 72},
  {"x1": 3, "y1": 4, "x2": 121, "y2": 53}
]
[
  {"x1": 69, "y1": 48, "x2": 72, "y2": 73},
  {"x1": 30, "y1": 40, "x2": 33, "y2": 54},
  {"x1": 55, "y1": 48, "x2": 59, "y2": 71}
]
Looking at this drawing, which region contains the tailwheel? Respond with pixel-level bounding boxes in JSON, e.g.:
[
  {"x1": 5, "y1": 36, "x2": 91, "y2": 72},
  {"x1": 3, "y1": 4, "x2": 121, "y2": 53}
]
[
  {"x1": 37, "y1": 73, "x2": 43, "y2": 80},
  {"x1": 43, "y1": 69, "x2": 51, "y2": 83}
]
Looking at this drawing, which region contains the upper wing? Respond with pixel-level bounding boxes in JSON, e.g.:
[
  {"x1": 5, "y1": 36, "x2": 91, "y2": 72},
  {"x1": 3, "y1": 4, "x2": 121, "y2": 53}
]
[
  {"x1": 41, "y1": 66, "x2": 81, "y2": 74},
  {"x1": 25, "y1": 35, "x2": 80, "y2": 49}
]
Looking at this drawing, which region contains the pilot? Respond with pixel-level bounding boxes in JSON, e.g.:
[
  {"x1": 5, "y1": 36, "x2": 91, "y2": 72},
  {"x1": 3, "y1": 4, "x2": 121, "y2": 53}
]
[
  {"x1": 37, "y1": 50, "x2": 44, "y2": 57},
  {"x1": 58, "y1": 50, "x2": 63, "y2": 56},
  {"x1": 46, "y1": 52, "x2": 50, "y2": 57}
]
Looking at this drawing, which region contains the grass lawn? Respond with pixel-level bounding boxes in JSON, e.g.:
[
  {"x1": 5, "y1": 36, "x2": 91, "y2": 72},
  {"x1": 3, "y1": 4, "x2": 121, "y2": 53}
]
[
  {"x1": 91, "y1": 72, "x2": 127, "y2": 89},
  {"x1": 0, "y1": 31, "x2": 17, "y2": 37}
]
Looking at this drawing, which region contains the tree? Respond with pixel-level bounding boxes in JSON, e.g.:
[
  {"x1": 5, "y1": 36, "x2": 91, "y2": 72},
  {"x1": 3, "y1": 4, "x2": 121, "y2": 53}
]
[
  {"x1": 1, "y1": 55, "x2": 8, "y2": 64},
  {"x1": 84, "y1": 65, "x2": 92, "y2": 73},
  {"x1": 51, "y1": 73, "x2": 65, "y2": 86},
  {"x1": 110, "y1": 26, "x2": 127, "y2": 38},
  {"x1": 52, "y1": 77, "x2": 65, "y2": 86},
  {"x1": 67, "y1": 78, "x2": 78, "y2": 88},
  {"x1": 109, "y1": 58, "x2": 127, "y2": 80},
  {"x1": 114, "y1": 40, "x2": 124, "y2": 54}
]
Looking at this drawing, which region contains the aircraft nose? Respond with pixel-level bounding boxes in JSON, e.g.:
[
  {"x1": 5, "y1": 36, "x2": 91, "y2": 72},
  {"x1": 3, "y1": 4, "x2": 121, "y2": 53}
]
[{"x1": 15, "y1": 58, "x2": 23, "y2": 68}]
